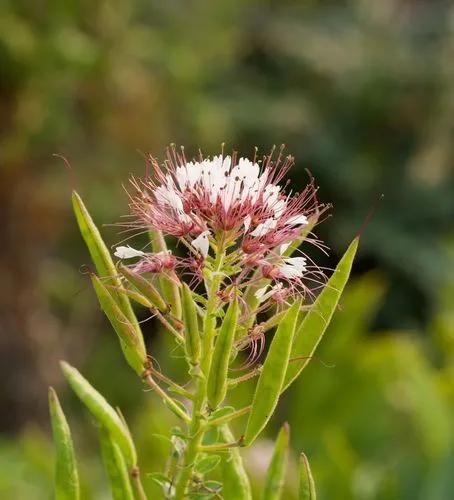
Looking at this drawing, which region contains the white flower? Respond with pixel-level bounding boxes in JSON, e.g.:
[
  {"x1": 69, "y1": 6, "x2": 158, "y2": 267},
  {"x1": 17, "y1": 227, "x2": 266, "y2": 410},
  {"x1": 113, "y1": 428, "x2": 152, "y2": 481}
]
[
  {"x1": 255, "y1": 283, "x2": 283, "y2": 302},
  {"x1": 250, "y1": 218, "x2": 277, "y2": 237},
  {"x1": 277, "y1": 257, "x2": 307, "y2": 279},
  {"x1": 286, "y1": 214, "x2": 308, "y2": 226},
  {"x1": 114, "y1": 246, "x2": 146, "y2": 259},
  {"x1": 243, "y1": 215, "x2": 252, "y2": 231},
  {"x1": 279, "y1": 242, "x2": 291, "y2": 254},
  {"x1": 191, "y1": 230, "x2": 211, "y2": 257},
  {"x1": 254, "y1": 285, "x2": 270, "y2": 300}
]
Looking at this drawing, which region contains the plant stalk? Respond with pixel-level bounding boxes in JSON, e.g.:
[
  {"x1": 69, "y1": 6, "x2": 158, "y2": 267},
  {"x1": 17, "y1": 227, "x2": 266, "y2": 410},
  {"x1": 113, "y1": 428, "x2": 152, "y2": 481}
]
[{"x1": 173, "y1": 246, "x2": 226, "y2": 498}]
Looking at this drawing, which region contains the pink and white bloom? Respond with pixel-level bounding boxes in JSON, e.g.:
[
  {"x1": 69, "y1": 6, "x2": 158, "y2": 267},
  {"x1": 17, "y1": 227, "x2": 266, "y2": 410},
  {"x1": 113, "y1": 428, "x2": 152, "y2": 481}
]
[{"x1": 122, "y1": 146, "x2": 327, "y2": 298}]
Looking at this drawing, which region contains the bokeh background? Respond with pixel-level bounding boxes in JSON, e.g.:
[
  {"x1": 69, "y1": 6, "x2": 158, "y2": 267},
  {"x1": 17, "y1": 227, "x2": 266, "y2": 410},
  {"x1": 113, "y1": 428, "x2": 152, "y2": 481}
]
[{"x1": 1, "y1": 0, "x2": 453, "y2": 498}]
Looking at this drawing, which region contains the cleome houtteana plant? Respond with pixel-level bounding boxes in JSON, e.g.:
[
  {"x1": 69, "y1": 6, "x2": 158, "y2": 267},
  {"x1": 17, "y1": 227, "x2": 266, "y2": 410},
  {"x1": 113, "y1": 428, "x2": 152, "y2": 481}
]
[{"x1": 49, "y1": 146, "x2": 358, "y2": 499}]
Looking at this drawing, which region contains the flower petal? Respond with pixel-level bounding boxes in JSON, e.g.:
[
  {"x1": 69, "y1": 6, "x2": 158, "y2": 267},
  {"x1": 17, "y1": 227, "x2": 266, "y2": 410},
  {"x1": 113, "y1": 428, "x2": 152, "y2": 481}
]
[
  {"x1": 114, "y1": 246, "x2": 146, "y2": 259},
  {"x1": 191, "y1": 230, "x2": 211, "y2": 258}
]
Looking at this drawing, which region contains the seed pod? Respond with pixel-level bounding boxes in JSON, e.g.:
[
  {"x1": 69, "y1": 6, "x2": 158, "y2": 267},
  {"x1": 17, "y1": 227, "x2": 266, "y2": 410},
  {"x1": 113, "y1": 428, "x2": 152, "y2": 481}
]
[
  {"x1": 207, "y1": 297, "x2": 239, "y2": 409},
  {"x1": 262, "y1": 424, "x2": 290, "y2": 500},
  {"x1": 48, "y1": 387, "x2": 80, "y2": 500},
  {"x1": 72, "y1": 191, "x2": 137, "y2": 328},
  {"x1": 220, "y1": 425, "x2": 252, "y2": 500},
  {"x1": 283, "y1": 237, "x2": 359, "y2": 392},
  {"x1": 91, "y1": 274, "x2": 147, "y2": 375},
  {"x1": 61, "y1": 361, "x2": 137, "y2": 468},
  {"x1": 244, "y1": 300, "x2": 301, "y2": 446},
  {"x1": 181, "y1": 283, "x2": 201, "y2": 366},
  {"x1": 119, "y1": 264, "x2": 168, "y2": 313},
  {"x1": 298, "y1": 453, "x2": 316, "y2": 500},
  {"x1": 99, "y1": 427, "x2": 135, "y2": 500}
]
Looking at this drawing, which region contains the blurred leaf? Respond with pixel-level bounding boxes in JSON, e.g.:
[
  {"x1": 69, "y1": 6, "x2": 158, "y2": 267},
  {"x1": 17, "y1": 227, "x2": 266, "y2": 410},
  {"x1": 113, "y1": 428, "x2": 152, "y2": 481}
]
[
  {"x1": 262, "y1": 423, "x2": 290, "y2": 500},
  {"x1": 48, "y1": 387, "x2": 80, "y2": 500},
  {"x1": 99, "y1": 427, "x2": 134, "y2": 500},
  {"x1": 299, "y1": 453, "x2": 316, "y2": 500},
  {"x1": 195, "y1": 455, "x2": 221, "y2": 475},
  {"x1": 61, "y1": 361, "x2": 137, "y2": 468},
  {"x1": 220, "y1": 425, "x2": 252, "y2": 500}
]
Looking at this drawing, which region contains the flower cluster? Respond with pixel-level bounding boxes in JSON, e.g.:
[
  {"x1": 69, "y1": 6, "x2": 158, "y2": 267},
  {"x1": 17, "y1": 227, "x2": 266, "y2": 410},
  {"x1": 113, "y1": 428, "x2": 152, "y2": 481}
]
[{"x1": 119, "y1": 146, "x2": 327, "y2": 305}]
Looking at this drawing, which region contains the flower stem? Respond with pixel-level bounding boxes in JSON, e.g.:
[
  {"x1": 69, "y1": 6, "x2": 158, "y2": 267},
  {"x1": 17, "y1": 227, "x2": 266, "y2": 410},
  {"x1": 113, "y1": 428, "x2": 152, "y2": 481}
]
[{"x1": 173, "y1": 246, "x2": 226, "y2": 499}]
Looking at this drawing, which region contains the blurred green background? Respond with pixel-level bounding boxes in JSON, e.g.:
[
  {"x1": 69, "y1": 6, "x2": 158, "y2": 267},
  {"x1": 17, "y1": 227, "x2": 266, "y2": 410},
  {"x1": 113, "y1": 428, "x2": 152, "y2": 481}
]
[{"x1": 1, "y1": 0, "x2": 453, "y2": 498}]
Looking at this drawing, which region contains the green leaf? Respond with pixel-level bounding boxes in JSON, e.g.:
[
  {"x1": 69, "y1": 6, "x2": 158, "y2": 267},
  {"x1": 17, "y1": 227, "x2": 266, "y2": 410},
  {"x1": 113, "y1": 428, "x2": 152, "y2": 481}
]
[
  {"x1": 99, "y1": 427, "x2": 134, "y2": 500},
  {"x1": 148, "y1": 472, "x2": 173, "y2": 492},
  {"x1": 298, "y1": 453, "x2": 316, "y2": 500},
  {"x1": 182, "y1": 283, "x2": 201, "y2": 366},
  {"x1": 48, "y1": 387, "x2": 80, "y2": 500},
  {"x1": 244, "y1": 300, "x2": 301, "y2": 445},
  {"x1": 262, "y1": 424, "x2": 290, "y2": 500},
  {"x1": 61, "y1": 361, "x2": 137, "y2": 467},
  {"x1": 91, "y1": 274, "x2": 146, "y2": 375},
  {"x1": 195, "y1": 455, "x2": 221, "y2": 475},
  {"x1": 220, "y1": 425, "x2": 252, "y2": 500},
  {"x1": 208, "y1": 406, "x2": 236, "y2": 421},
  {"x1": 72, "y1": 191, "x2": 137, "y2": 326},
  {"x1": 203, "y1": 480, "x2": 222, "y2": 492},
  {"x1": 207, "y1": 297, "x2": 239, "y2": 409},
  {"x1": 283, "y1": 237, "x2": 359, "y2": 392}
]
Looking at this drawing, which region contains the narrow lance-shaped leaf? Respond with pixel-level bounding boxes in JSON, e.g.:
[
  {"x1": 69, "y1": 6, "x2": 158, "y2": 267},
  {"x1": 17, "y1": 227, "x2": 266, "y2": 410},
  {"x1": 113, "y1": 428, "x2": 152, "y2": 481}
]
[
  {"x1": 149, "y1": 228, "x2": 182, "y2": 319},
  {"x1": 220, "y1": 425, "x2": 252, "y2": 500},
  {"x1": 91, "y1": 274, "x2": 146, "y2": 375},
  {"x1": 298, "y1": 453, "x2": 316, "y2": 500},
  {"x1": 182, "y1": 283, "x2": 201, "y2": 366},
  {"x1": 72, "y1": 191, "x2": 137, "y2": 327},
  {"x1": 207, "y1": 297, "x2": 239, "y2": 409},
  {"x1": 48, "y1": 387, "x2": 80, "y2": 500},
  {"x1": 119, "y1": 264, "x2": 168, "y2": 313},
  {"x1": 244, "y1": 300, "x2": 301, "y2": 446},
  {"x1": 99, "y1": 427, "x2": 135, "y2": 500},
  {"x1": 61, "y1": 361, "x2": 137, "y2": 467},
  {"x1": 283, "y1": 238, "x2": 359, "y2": 392},
  {"x1": 262, "y1": 423, "x2": 290, "y2": 500}
]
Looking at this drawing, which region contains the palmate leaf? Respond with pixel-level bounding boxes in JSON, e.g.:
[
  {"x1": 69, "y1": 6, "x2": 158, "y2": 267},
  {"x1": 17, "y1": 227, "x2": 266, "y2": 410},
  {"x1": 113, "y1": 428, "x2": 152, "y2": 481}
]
[
  {"x1": 262, "y1": 424, "x2": 290, "y2": 500},
  {"x1": 283, "y1": 237, "x2": 359, "y2": 392},
  {"x1": 48, "y1": 387, "x2": 80, "y2": 500},
  {"x1": 244, "y1": 301, "x2": 301, "y2": 446}
]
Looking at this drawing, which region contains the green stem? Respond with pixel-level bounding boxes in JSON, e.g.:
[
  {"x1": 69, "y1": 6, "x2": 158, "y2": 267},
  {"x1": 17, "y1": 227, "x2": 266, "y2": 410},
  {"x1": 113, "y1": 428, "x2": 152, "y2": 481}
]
[
  {"x1": 207, "y1": 405, "x2": 251, "y2": 428},
  {"x1": 131, "y1": 466, "x2": 148, "y2": 500},
  {"x1": 173, "y1": 246, "x2": 226, "y2": 499},
  {"x1": 144, "y1": 375, "x2": 190, "y2": 423}
]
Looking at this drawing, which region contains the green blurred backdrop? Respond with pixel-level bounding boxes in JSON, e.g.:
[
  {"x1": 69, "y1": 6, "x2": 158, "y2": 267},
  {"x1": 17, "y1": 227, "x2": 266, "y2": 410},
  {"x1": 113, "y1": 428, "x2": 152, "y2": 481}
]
[{"x1": 1, "y1": 0, "x2": 453, "y2": 498}]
